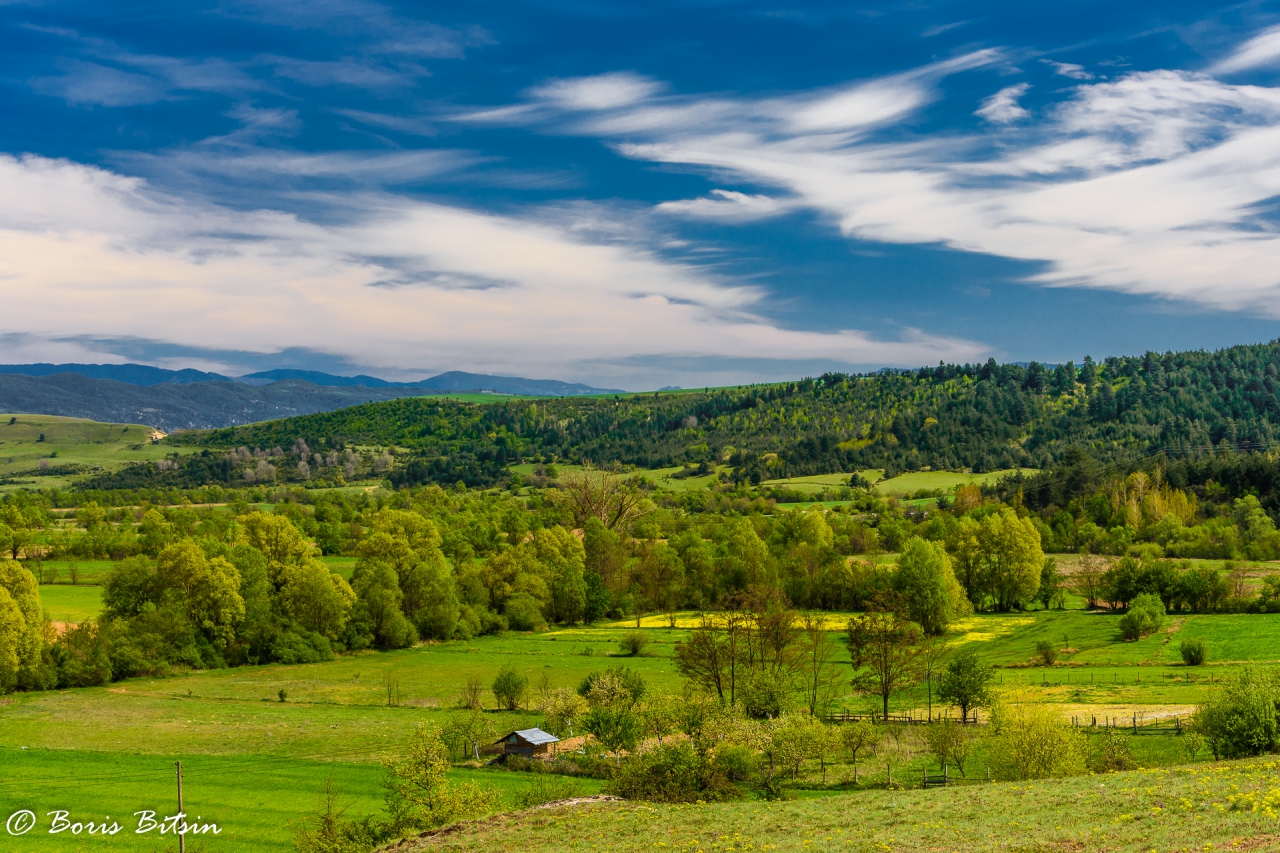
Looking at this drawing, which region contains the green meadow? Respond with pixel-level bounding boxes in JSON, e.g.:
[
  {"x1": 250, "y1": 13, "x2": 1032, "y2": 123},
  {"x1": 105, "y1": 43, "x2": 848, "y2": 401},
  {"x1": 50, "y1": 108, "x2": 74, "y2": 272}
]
[
  {"x1": 760, "y1": 468, "x2": 1036, "y2": 499},
  {"x1": 0, "y1": 414, "x2": 199, "y2": 491},
  {"x1": 413, "y1": 757, "x2": 1280, "y2": 853},
  {"x1": 4, "y1": 598, "x2": 1278, "y2": 850}
]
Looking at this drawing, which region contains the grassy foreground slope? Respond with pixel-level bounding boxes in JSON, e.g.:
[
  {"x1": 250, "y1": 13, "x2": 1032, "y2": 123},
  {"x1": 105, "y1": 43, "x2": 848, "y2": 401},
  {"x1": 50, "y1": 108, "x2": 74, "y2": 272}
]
[{"x1": 414, "y1": 759, "x2": 1280, "y2": 853}]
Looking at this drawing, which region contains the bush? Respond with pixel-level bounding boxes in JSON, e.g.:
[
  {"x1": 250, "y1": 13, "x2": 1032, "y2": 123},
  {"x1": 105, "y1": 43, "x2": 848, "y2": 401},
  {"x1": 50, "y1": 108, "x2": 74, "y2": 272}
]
[
  {"x1": 738, "y1": 670, "x2": 797, "y2": 719},
  {"x1": 514, "y1": 770, "x2": 581, "y2": 808},
  {"x1": 491, "y1": 665, "x2": 529, "y2": 711},
  {"x1": 1119, "y1": 592, "x2": 1166, "y2": 641},
  {"x1": 1181, "y1": 637, "x2": 1208, "y2": 666},
  {"x1": 618, "y1": 631, "x2": 651, "y2": 657},
  {"x1": 1088, "y1": 728, "x2": 1137, "y2": 773},
  {"x1": 606, "y1": 743, "x2": 739, "y2": 802},
  {"x1": 1035, "y1": 640, "x2": 1058, "y2": 666},
  {"x1": 713, "y1": 744, "x2": 757, "y2": 782},
  {"x1": 1193, "y1": 667, "x2": 1280, "y2": 759},
  {"x1": 504, "y1": 593, "x2": 547, "y2": 632},
  {"x1": 988, "y1": 698, "x2": 1088, "y2": 780}
]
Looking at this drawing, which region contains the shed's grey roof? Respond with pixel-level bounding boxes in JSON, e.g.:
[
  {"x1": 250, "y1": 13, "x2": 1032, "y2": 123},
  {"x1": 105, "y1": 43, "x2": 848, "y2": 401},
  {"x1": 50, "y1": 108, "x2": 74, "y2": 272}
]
[{"x1": 495, "y1": 727, "x2": 560, "y2": 746}]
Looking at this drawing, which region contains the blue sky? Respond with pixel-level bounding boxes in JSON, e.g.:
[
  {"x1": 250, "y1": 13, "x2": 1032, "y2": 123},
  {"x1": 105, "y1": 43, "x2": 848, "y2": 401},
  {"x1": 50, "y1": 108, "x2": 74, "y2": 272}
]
[{"x1": 3, "y1": 0, "x2": 1280, "y2": 389}]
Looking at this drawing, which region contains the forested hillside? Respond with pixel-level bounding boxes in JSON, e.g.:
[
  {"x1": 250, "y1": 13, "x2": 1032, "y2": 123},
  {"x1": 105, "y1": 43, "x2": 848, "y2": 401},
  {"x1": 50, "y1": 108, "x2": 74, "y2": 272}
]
[{"x1": 155, "y1": 342, "x2": 1280, "y2": 488}]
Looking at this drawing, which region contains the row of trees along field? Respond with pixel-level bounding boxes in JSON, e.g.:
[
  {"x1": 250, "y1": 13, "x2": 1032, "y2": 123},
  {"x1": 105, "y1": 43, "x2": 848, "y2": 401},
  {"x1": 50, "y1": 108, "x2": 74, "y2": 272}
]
[
  {"x1": 7, "y1": 445, "x2": 1280, "y2": 690},
  {"x1": 87, "y1": 341, "x2": 1280, "y2": 490}
]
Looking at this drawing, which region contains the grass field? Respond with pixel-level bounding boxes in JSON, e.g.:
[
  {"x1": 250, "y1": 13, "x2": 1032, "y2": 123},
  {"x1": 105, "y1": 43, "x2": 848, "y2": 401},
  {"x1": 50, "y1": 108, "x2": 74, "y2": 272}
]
[
  {"x1": 873, "y1": 468, "x2": 1038, "y2": 496},
  {"x1": 13, "y1": 590, "x2": 1280, "y2": 849},
  {"x1": 40, "y1": 584, "x2": 104, "y2": 622},
  {"x1": 0, "y1": 414, "x2": 200, "y2": 490},
  {"x1": 759, "y1": 468, "x2": 1036, "y2": 499},
  {"x1": 0, "y1": 748, "x2": 601, "y2": 852},
  {"x1": 412, "y1": 757, "x2": 1280, "y2": 853}
]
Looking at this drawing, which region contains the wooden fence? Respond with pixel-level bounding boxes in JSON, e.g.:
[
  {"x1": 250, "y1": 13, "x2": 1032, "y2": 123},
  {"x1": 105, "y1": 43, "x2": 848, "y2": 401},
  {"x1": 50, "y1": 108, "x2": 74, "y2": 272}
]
[
  {"x1": 826, "y1": 710, "x2": 1188, "y2": 736},
  {"x1": 825, "y1": 711, "x2": 982, "y2": 725}
]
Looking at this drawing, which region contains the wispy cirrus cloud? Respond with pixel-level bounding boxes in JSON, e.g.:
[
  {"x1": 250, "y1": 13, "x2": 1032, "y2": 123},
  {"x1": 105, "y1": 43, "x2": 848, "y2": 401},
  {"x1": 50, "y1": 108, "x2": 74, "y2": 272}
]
[
  {"x1": 656, "y1": 190, "x2": 796, "y2": 221},
  {"x1": 1040, "y1": 59, "x2": 1093, "y2": 80},
  {"x1": 1212, "y1": 24, "x2": 1280, "y2": 74},
  {"x1": 463, "y1": 29, "x2": 1280, "y2": 317},
  {"x1": 976, "y1": 83, "x2": 1031, "y2": 123}
]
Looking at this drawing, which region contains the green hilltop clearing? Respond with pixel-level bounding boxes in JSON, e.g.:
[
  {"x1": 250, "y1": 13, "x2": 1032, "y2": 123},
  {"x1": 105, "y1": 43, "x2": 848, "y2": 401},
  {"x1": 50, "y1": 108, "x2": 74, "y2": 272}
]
[{"x1": 0, "y1": 414, "x2": 197, "y2": 491}]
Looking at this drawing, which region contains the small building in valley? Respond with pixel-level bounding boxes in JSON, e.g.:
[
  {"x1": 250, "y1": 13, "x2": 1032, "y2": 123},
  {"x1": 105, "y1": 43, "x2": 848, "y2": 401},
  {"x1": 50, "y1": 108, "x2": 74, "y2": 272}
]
[{"x1": 494, "y1": 728, "x2": 560, "y2": 758}]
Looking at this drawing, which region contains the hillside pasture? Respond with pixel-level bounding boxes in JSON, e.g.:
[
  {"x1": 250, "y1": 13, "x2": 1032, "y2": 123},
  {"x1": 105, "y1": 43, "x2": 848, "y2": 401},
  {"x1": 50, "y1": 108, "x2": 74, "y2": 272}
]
[
  {"x1": 0, "y1": 414, "x2": 197, "y2": 490},
  {"x1": 409, "y1": 757, "x2": 1280, "y2": 853},
  {"x1": 40, "y1": 583, "x2": 104, "y2": 623},
  {"x1": 0, "y1": 747, "x2": 600, "y2": 853},
  {"x1": 873, "y1": 468, "x2": 1038, "y2": 496}
]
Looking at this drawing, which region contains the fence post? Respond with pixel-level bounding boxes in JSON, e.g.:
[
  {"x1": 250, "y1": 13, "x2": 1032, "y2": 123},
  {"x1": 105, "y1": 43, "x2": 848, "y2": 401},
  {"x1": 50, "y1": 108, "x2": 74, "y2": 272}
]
[
  {"x1": 922, "y1": 768, "x2": 927, "y2": 789},
  {"x1": 1133, "y1": 713, "x2": 1137, "y2": 734},
  {"x1": 986, "y1": 766, "x2": 991, "y2": 784}
]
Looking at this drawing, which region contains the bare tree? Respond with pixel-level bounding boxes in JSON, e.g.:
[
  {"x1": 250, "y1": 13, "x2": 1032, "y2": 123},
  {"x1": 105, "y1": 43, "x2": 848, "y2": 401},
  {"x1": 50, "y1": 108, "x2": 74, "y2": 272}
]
[
  {"x1": 797, "y1": 613, "x2": 843, "y2": 717},
  {"x1": 673, "y1": 609, "x2": 750, "y2": 705},
  {"x1": 1075, "y1": 553, "x2": 1105, "y2": 610},
  {"x1": 456, "y1": 676, "x2": 485, "y2": 710},
  {"x1": 846, "y1": 593, "x2": 926, "y2": 721},
  {"x1": 920, "y1": 637, "x2": 949, "y2": 722},
  {"x1": 557, "y1": 463, "x2": 648, "y2": 531}
]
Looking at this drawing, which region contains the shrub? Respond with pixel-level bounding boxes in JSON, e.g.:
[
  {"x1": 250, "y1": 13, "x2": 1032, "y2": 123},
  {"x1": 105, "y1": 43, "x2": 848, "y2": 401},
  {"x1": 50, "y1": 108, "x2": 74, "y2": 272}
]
[
  {"x1": 1035, "y1": 640, "x2": 1058, "y2": 666},
  {"x1": 1181, "y1": 637, "x2": 1208, "y2": 666},
  {"x1": 1119, "y1": 592, "x2": 1166, "y2": 641},
  {"x1": 504, "y1": 593, "x2": 547, "y2": 632},
  {"x1": 514, "y1": 770, "x2": 581, "y2": 808},
  {"x1": 1182, "y1": 731, "x2": 1206, "y2": 761},
  {"x1": 713, "y1": 744, "x2": 757, "y2": 782},
  {"x1": 618, "y1": 631, "x2": 651, "y2": 657},
  {"x1": 988, "y1": 698, "x2": 1088, "y2": 780},
  {"x1": 1193, "y1": 668, "x2": 1280, "y2": 759},
  {"x1": 739, "y1": 669, "x2": 797, "y2": 719},
  {"x1": 491, "y1": 665, "x2": 529, "y2": 711},
  {"x1": 1088, "y1": 727, "x2": 1137, "y2": 773},
  {"x1": 606, "y1": 742, "x2": 738, "y2": 802}
]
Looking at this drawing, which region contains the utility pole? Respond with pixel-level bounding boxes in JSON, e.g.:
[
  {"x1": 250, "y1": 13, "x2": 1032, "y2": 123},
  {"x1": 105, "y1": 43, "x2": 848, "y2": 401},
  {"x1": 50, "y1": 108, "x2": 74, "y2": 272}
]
[{"x1": 176, "y1": 761, "x2": 185, "y2": 853}]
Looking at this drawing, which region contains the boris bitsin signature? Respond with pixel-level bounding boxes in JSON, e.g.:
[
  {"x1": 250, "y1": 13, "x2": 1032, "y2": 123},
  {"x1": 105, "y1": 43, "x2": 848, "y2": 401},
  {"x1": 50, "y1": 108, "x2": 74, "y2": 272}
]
[{"x1": 6, "y1": 809, "x2": 222, "y2": 837}]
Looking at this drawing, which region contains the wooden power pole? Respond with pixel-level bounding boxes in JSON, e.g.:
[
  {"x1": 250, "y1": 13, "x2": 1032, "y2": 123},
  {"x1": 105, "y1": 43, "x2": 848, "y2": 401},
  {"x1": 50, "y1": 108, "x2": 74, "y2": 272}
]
[{"x1": 176, "y1": 760, "x2": 185, "y2": 853}]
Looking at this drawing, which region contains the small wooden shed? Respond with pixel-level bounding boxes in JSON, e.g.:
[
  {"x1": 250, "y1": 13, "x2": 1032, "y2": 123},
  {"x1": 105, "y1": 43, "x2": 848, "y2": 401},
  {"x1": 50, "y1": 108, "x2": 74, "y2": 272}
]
[{"x1": 495, "y1": 728, "x2": 560, "y2": 758}]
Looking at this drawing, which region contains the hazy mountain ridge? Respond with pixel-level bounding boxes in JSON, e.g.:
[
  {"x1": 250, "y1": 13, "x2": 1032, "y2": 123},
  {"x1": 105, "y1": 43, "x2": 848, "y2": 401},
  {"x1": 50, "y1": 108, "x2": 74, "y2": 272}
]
[
  {"x1": 0, "y1": 373, "x2": 426, "y2": 431},
  {"x1": 0, "y1": 363, "x2": 625, "y2": 396}
]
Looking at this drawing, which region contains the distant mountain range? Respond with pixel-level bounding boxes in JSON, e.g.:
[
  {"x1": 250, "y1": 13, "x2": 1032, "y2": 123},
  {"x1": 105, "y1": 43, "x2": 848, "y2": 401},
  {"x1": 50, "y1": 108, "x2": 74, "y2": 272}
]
[
  {"x1": 0, "y1": 363, "x2": 231, "y2": 385},
  {"x1": 241, "y1": 368, "x2": 623, "y2": 396},
  {"x1": 0, "y1": 364, "x2": 625, "y2": 430},
  {"x1": 0, "y1": 363, "x2": 623, "y2": 396},
  {"x1": 0, "y1": 374, "x2": 428, "y2": 431}
]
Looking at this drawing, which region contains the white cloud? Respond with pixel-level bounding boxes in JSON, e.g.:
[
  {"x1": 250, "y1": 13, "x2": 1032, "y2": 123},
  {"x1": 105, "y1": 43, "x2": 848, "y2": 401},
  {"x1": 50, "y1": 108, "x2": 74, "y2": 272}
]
[
  {"x1": 0, "y1": 155, "x2": 984, "y2": 385},
  {"x1": 478, "y1": 32, "x2": 1280, "y2": 318},
  {"x1": 976, "y1": 83, "x2": 1031, "y2": 123},
  {"x1": 656, "y1": 190, "x2": 795, "y2": 221},
  {"x1": 528, "y1": 73, "x2": 665, "y2": 111},
  {"x1": 1040, "y1": 59, "x2": 1093, "y2": 80},
  {"x1": 1213, "y1": 24, "x2": 1280, "y2": 74}
]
